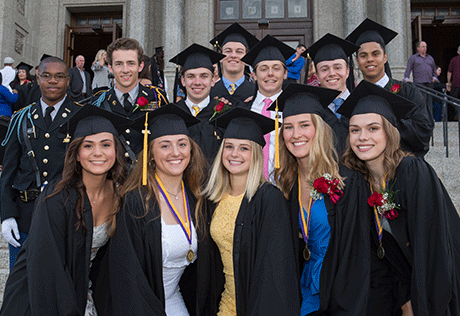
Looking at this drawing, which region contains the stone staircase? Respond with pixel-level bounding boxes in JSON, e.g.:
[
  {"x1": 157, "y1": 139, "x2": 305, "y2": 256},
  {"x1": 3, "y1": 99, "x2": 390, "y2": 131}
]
[{"x1": 0, "y1": 122, "x2": 459, "y2": 305}]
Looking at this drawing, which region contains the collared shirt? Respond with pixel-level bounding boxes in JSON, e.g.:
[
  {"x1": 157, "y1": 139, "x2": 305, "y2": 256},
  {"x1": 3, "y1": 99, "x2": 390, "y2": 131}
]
[
  {"x1": 114, "y1": 85, "x2": 140, "y2": 105},
  {"x1": 251, "y1": 90, "x2": 282, "y2": 183},
  {"x1": 448, "y1": 55, "x2": 460, "y2": 87},
  {"x1": 375, "y1": 73, "x2": 390, "y2": 88},
  {"x1": 404, "y1": 52, "x2": 437, "y2": 84},
  {"x1": 78, "y1": 68, "x2": 87, "y2": 94},
  {"x1": 328, "y1": 89, "x2": 350, "y2": 113},
  {"x1": 40, "y1": 96, "x2": 66, "y2": 120},
  {"x1": 185, "y1": 96, "x2": 210, "y2": 114},
  {"x1": 222, "y1": 76, "x2": 245, "y2": 93}
]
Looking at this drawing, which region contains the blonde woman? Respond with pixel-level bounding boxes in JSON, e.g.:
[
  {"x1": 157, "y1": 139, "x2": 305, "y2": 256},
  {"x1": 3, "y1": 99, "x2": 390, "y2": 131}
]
[
  {"x1": 197, "y1": 107, "x2": 299, "y2": 315},
  {"x1": 273, "y1": 83, "x2": 370, "y2": 315},
  {"x1": 339, "y1": 80, "x2": 460, "y2": 316},
  {"x1": 91, "y1": 49, "x2": 111, "y2": 93}
]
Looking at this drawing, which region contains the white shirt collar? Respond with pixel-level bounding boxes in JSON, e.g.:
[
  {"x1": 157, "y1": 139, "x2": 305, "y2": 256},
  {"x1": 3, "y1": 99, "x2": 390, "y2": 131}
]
[
  {"x1": 185, "y1": 96, "x2": 210, "y2": 113},
  {"x1": 251, "y1": 91, "x2": 282, "y2": 113},
  {"x1": 375, "y1": 74, "x2": 390, "y2": 88},
  {"x1": 114, "y1": 85, "x2": 140, "y2": 104}
]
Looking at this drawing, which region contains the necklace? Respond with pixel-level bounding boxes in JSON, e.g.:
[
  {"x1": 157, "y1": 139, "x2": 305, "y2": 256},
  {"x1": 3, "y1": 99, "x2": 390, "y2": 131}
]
[{"x1": 165, "y1": 188, "x2": 181, "y2": 200}]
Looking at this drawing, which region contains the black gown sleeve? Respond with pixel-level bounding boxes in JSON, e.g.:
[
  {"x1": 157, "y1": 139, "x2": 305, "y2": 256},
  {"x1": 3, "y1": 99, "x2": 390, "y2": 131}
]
[{"x1": 394, "y1": 157, "x2": 459, "y2": 315}]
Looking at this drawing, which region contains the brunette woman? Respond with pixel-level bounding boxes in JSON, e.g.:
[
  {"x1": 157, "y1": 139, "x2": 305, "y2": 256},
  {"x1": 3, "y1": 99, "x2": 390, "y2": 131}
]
[
  {"x1": 10, "y1": 62, "x2": 33, "y2": 92},
  {"x1": 339, "y1": 80, "x2": 460, "y2": 316},
  {"x1": 199, "y1": 107, "x2": 299, "y2": 315},
  {"x1": 0, "y1": 105, "x2": 131, "y2": 315},
  {"x1": 108, "y1": 104, "x2": 207, "y2": 316},
  {"x1": 272, "y1": 83, "x2": 370, "y2": 315}
]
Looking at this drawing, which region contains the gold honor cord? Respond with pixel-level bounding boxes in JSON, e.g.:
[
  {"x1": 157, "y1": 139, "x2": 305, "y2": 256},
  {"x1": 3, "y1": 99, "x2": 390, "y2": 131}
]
[
  {"x1": 274, "y1": 99, "x2": 280, "y2": 169},
  {"x1": 371, "y1": 179, "x2": 386, "y2": 259},
  {"x1": 298, "y1": 173, "x2": 314, "y2": 261},
  {"x1": 142, "y1": 112, "x2": 149, "y2": 186},
  {"x1": 155, "y1": 174, "x2": 195, "y2": 262}
]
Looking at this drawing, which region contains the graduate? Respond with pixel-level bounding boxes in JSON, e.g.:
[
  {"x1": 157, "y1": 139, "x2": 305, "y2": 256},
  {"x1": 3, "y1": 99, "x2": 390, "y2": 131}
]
[
  {"x1": 209, "y1": 22, "x2": 259, "y2": 102},
  {"x1": 339, "y1": 80, "x2": 460, "y2": 315},
  {"x1": 107, "y1": 104, "x2": 207, "y2": 316},
  {"x1": 169, "y1": 44, "x2": 226, "y2": 163},
  {"x1": 198, "y1": 107, "x2": 299, "y2": 315},
  {"x1": 346, "y1": 18, "x2": 433, "y2": 158},
  {"x1": 0, "y1": 105, "x2": 132, "y2": 315},
  {"x1": 272, "y1": 83, "x2": 371, "y2": 315}
]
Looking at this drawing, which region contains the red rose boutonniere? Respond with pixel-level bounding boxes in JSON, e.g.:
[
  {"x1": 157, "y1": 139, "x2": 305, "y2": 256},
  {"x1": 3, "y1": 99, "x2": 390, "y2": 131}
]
[
  {"x1": 391, "y1": 84, "x2": 401, "y2": 94},
  {"x1": 209, "y1": 98, "x2": 231, "y2": 121},
  {"x1": 368, "y1": 184, "x2": 399, "y2": 220},
  {"x1": 310, "y1": 173, "x2": 343, "y2": 204},
  {"x1": 133, "y1": 96, "x2": 149, "y2": 112}
]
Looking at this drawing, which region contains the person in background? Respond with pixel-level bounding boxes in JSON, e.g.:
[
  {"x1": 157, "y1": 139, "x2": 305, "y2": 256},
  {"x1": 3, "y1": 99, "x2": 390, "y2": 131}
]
[
  {"x1": 139, "y1": 55, "x2": 153, "y2": 86},
  {"x1": 91, "y1": 49, "x2": 111, "y2": 94},
  {"x1": 305, "y1": 59, "x2": 320, "y2": 87},
  {"x1": 0, "y1": 57, "x2": 16, "y2": 91},
  {"x1": 0, "y1": 105, "x2": 131, "y2": 315},
  {"x1": 286, "y1": 44, "x2": 306, "y2": 83},
  {"x1": 447, "y1": 45, "x2": 460, "y2": 120},
  {"x1": 432, "y1": 66, "x2": 446, "y2": 122},
  {"x1": 10, "y1": 62, "x2": 32, "y2": 92},
  {"x1": 0, "y1": 72, "x2": 18, "y2": 166},
  {"x1": 151, "y1": 46, "x2": 168, "y2": 94},
  {"x1": 68, "y1": 55, "x2": 93, "y2": 102}
]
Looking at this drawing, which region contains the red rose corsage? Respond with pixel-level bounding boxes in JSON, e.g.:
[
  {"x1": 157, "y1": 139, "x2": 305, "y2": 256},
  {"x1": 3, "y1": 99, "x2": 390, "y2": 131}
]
[
  {"x1": 368, "y1": 186, "x2": 399, "y2": 220},
  {"x1": 390, "y1": 84, "x2": 401, "y2": 94},
  {"x1": 310, "y1": 173, "x2": 343, "y2": 204}
]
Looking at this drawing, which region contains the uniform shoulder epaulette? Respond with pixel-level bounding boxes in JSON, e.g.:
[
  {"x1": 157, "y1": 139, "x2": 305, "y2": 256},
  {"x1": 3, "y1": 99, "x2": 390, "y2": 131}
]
[
  {"x1": 92, "y1": 90, "x2": 108, "y2": 108},
  {"x1": 2, "y1": 103, "x2": 34, "y2": 146},
  {"x1": 15, "y1": 102, "x2": 36, "y2": 114},
  {"x1": 93, "y1": 89, "x2": 110, "y2": 97},
  {"x1": 74, "y1": 101, "x2": 84, "y2": 107}
]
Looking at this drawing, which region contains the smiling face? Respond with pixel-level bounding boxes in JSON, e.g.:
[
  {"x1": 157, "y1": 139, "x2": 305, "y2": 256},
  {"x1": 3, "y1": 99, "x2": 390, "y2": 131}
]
[
  {"x1": 78, "y1": 132, "x2": 116, "y2": 177},
  {"x1": 18, "y1": 69, "x2": 27, "y2": 81},
  {"x1": 316, "y1": 58, "x2": 350, "y2": 93},
  {"x1": 109, "y1": 49, "x2": 144, "y2": 93},
  {"x1": 181, "y1": 67, "x2": 215, "y2": 104},
  {"x1": 253, "y1": 60, "x2": 287, "y2": 97},
  {"x1": 349, "y1": 113, "x2": 387, "y2": 167},
  {"x1": 282, "y1": 113, "x2": 316, "y2": 164},
  {"x1": 356, "y1": 42, "x2": 388, "y2": 84},
  {"x1": 37, "y1": 62, "x2": 69, "y2": 106},
  {"x1": 221, "y1": 42, "x2": 247, "y2": 77},
  {"x1": 222, "y1": 138, "x2": 252, "y2": 177},
  {"x1": 152, "y1": 134, "x2": 191, "y2": 179}
]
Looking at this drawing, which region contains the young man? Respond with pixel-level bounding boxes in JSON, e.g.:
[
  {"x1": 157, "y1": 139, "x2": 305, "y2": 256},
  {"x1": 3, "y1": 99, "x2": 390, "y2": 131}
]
[
  {"x1": 347, "y1": 18, "x2": 433, "y2": 158},
  {"x1": 240, "y1": 35, "x2": 295, "y2": 180},
  {"x1": 1, "y1": 57, "x2": 81, "y2": 267},
  {"x1": 286, "y1": 44, "x2": 306, "y2": 83},
  {"x1": 210, "y1": 23, "x2": 259, "y2": 102},
  {"x1": 170, "y1": 43, "x2": 225, "y2": 162},
  {"x1": 92, "y1": 37, "x2": 168, "y2": 165}
]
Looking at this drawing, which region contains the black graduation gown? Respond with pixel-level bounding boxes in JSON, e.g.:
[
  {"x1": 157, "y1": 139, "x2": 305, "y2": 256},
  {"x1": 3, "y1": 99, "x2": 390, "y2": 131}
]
[
  {"x1": 107, "y1": 187, "x2": 199, "y2": 316},
  {"x1": 287, "y1": 166, "x2": 371, "y2": 316},
  {"x1": 198, "y1": 182, "x2": 300, "y2": 316},
  {"x1": 383, "y1": 79, "x2": 433, "y2": 158},
  {"x1": 210, "y1": 77, "x2": 257, "y2": 103},
  {"x1": 385, "y1": 156, "x2": 460, "y2": 315},
  {"x1": 175, "y1": 99, "x2": 224, "y2": 163},
  {"x1": 0, "y1": 182, "x2": 106, "y2": 316}
]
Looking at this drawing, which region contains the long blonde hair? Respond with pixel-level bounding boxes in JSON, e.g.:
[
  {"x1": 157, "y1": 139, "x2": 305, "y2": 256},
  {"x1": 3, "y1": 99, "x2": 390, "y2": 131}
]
[
  {"x1": 341, "y1": 114, "x2": 411, "y2": 188},
  {"x1": 121, "y1": 137, "x2": 207, "y2": 218},
  {"x1": 275, "y1": 113, "x2": 343, "y2": 199},
  {"x1": 94, "y1": 49, "x2": 106, "y2": 63}
]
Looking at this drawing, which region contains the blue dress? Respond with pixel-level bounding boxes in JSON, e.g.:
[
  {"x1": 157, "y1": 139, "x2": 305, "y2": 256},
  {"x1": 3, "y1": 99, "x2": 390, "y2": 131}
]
[{"x1": 300, "y1": 197, "x2": 331, "y2": 315}]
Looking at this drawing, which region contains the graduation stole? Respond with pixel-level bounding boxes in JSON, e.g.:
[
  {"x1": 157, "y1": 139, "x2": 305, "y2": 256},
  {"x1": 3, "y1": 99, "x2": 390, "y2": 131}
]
[
  {"x1": 298, "y1": 173, "x2": 314, "y2": 261},
  {"x1": 155, "y1": 174, "x2": 195, "y2": 262}
]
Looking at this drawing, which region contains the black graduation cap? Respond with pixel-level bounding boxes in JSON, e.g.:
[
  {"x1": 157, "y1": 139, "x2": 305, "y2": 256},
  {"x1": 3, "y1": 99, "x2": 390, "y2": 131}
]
[
  {"x1": 269, "y1": 83, "x2": 340, "y2": 119},
  {"x1": 304, "y1": 33, "x2": 359, "y2": 66},
  {"x1": 133, "y1": 103, "x2": 200, "y2": 142},
  {"x1": 346, "y1": 18, "x2": 398, "y2": 48},
  {"x1": 40, "y1": 54, "x2": 53, "y2": 61},
  {"x1": 59, "y1": 104, "x2": 134, "y2": 140},
  {"x1": 211, "y1": 107, "x2": 275, "y2": 147},
  {"x1": 17, "y1": 62, "x2": 33, "y2": 72},
  {"x1": 241, "y1": 35, "x2": 295, "y2": 68},
  {"x1": 169, "y1": 44, "x2": 225, "y2": 73},
  {"x1": 210, "y1": 23, "x2": 259, "y2": 50},
  {"x1": 155, "y1": 46, "x2": 164, "y2": 54},
  {"x1": 337, "y1": 80, "x2": 414, "y2": 126}
]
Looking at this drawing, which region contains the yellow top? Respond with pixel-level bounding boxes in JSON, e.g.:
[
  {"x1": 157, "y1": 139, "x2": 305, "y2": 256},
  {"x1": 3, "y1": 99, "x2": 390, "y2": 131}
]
[{"x1": 210, "y1": 193, "x2": 245, "y2": 316}]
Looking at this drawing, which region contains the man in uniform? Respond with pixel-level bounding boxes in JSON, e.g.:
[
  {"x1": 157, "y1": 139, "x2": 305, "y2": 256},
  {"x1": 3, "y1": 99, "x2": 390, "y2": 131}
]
[
  {"x1": 169, "y1": 44, "x2": 225, "y2": 162},
  {"x1": 210, "y1": 23, "x2": 259, "y2": 102},
  {"x1": 240, "y1": 35, "x2": 295, "y2": 180},
  {"x1": 346, "y1": 18, "x2": 433, "y2": 158},
  {"x1": 0, "y1": 57, "x2": 81, "y2": 268},
  {"x1": 67, "y1": 55, "x2": 92, "y2": 102},
  {"x1": 92, "y1": 38, "x2": 168, "y2": 165}
]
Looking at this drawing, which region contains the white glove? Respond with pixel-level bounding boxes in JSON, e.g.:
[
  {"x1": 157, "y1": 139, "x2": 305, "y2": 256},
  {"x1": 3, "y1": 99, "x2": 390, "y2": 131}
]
[{"x1": 2, "y1": 217, "x2": 21, "y2": 247}]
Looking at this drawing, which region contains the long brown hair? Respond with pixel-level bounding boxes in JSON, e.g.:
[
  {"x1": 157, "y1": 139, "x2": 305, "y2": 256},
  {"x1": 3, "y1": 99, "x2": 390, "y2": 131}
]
[
  {"x1": 341, "y1": 114, "x2": 411, "y2": 188},
  {"x1": 47, "y1": 135, "x2": 127, "y2": 236},
  {"x1": 275, "y1": 113, "x2": 343, "y2": 199},
  {"x1": 121, "y1": 136, "x2": 207, "y2": 223}
]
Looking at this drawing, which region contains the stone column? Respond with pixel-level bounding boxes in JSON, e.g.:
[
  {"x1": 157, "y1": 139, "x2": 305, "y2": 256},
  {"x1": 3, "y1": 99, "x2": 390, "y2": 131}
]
[
  {"x1": 381, "y1": 0, "x2": 411, "y2": 80},
  {"x1": 313, "y1": 0, "x2": 343, "y2": 41},
  {"x1": 127, "y1": 0, "x2": 148, "y2": 47},
  {"x1": 343, "y1": 0, "x2": 367, "y2": 37}
]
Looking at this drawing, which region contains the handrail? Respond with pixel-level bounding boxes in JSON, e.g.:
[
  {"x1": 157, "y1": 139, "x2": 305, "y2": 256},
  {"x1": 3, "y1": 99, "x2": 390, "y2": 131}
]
[{"x1": 414, "y1": 83, "x2": 460, "y2": 157}]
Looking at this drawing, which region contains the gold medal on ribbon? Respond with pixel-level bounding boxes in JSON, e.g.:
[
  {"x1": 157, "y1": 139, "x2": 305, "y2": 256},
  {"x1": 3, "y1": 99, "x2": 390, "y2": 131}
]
[
  {"x1": 187, "y1": 249, "x2": 195, "y2": 263},
  {"x1": 303, "y1": 247, "x2": 311, "y2": 261}
]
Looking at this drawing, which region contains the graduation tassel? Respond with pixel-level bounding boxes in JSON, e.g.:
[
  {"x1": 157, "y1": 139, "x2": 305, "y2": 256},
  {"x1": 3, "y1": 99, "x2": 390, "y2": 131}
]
[
  {"x1": 274, "y1": 99, "x2": 280, "y2": 169},
  {"x1": 142, "y1": 113, "x2": 149, "y2": 186}
]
